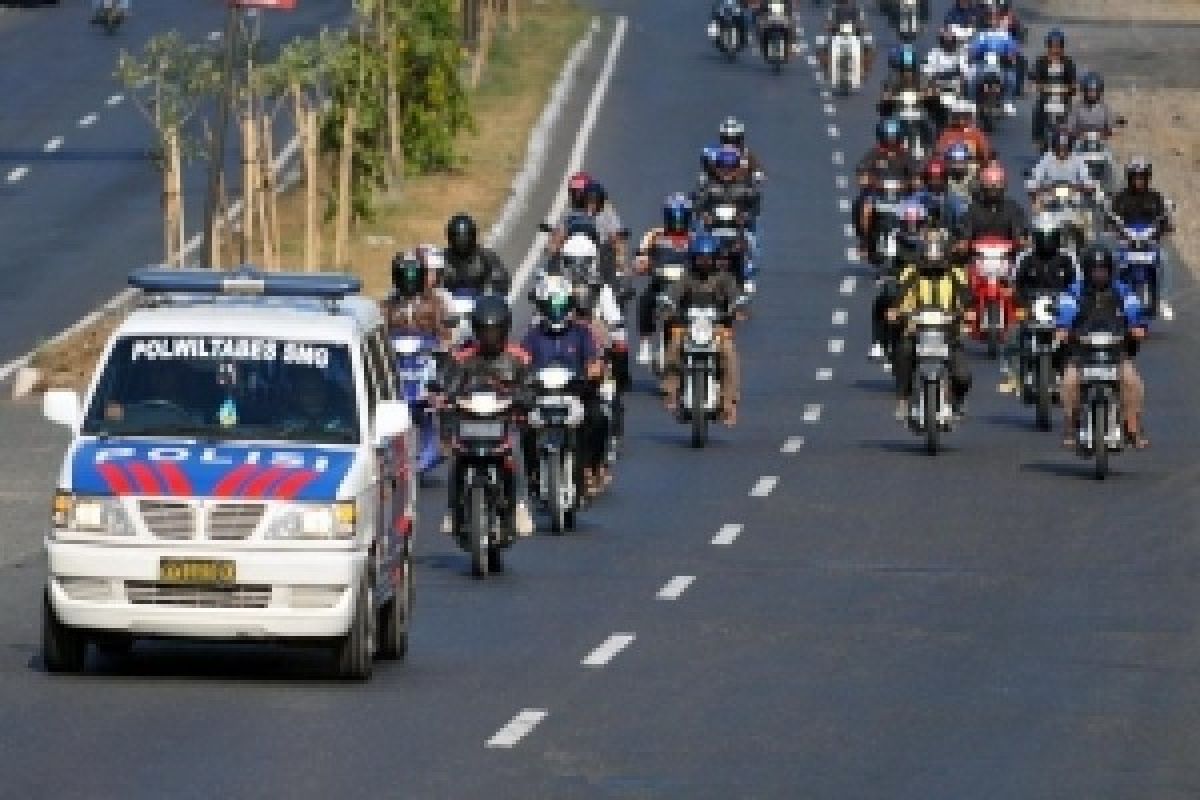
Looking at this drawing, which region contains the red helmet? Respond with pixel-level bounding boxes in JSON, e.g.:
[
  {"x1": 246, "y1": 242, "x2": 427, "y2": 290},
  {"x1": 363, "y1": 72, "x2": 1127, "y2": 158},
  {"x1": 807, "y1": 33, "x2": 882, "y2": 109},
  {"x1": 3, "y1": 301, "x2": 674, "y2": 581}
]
[
  {"x1": 980, "y1": 163, "x2": 1006, "y2": 190},
  {"x1": 923, "y1": 158, "x2": 947, "y2": 187}
]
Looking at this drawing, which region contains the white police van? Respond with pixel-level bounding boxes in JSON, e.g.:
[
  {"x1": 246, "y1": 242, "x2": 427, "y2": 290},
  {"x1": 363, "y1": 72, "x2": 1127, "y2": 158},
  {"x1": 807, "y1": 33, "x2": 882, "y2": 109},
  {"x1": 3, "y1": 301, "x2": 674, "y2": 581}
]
[{"x1": 41, "y1": 267, "x2": 414, "y2": 679}]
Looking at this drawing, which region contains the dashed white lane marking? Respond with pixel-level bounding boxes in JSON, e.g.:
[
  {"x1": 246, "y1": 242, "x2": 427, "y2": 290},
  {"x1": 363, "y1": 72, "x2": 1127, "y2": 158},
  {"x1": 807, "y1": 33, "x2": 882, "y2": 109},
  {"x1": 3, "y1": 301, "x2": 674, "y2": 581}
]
[
  {"x1": 840, "y1": 276, "x2": 856, "y2": 295},
  {"x1": 832, "y1": 309, "x2": 847, "y2": 325},
  {"x1": 486, "y1": 709, "x2": 548, "y2": 749},
  {"x1": 828, "y1": 338, "x2": 844, "y2": 354},
  {"x1": 846, "y1": 246, "x2": 859, "y2": 262},
  {"x1": 835, "y1": 174, "x2": 848, "y2": 189},
  {"x1": 105, "y1": 94, "x2": 123, "y2": 107},
  {"x1": 823, "y1": 103, "x2": 836, "y2": 115},
  {"x1": 207, "y1": 30, "x2": 223, "y2": 41},
  {"x1": 750, "y1": 476, "x2": 779, "y2": 497},
  {"x1": 842, "y1": 223, "x2": 855, "y2": 238},
  {"x1": 827, "y1": 124, "x2": 840, "y2": 138},
  {"x1": 831, "y1": 150, "x2": 844, "y2": 165},
  {"x1": 837, "y1": 197, "x2": 850, "y2": 212},
  {"x1": 711, "y1": 523, "x2": 743, "y2": 545},
  {"x1": 6, "y1": 166, "x2": 29, "y2": 183},
  {"x1": 803, "y1": 403, "x2": 823, "y2": 423},
  {"x1": 806, "y1": 54, "x2": 819, "y2": 66},
  {"x1": 657, "y1": 576, "x2": 695, "y2": 600},
  {"x1": 78, "y1": 113, "x2": 98, "y2": 127},
  {"x1": 582, "y1": 633, "x2": 635, "y2": 667},
  {"x1": 820, "y1": 89, "x2": 832, "y2": 99},
  {"x1": 816, "y1": 367, "x2": 833, "y2": 381},
  {"x1": 781, "y1": 436, "x2": 805, "y2": 453},
  {"x1": 43, "y1": 136, "x2": 63, "y2": 152}
]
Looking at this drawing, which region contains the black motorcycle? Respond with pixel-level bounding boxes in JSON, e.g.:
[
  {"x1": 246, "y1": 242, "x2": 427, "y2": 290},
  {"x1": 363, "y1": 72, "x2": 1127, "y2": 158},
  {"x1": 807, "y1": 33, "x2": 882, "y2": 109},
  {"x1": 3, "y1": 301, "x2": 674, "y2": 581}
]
[
  {"x1": 709, "y1": 0, "x2": 748, "y2": 60},
  {"x1": 760, "y1": 2, "x2": 792, "y2": 74},
  {"x1": 903, "y1": 306, "x2": 959, "y2": 455},
  {"x1": 1017, "y1": 291, "x2": 1061, "y2": 431},
  {"x1": 528, "y1": 364, "x2": 585, "y2": 534},
  {"x1": 1073, "y1": 327, "x2": 1127, "y2": 479}
]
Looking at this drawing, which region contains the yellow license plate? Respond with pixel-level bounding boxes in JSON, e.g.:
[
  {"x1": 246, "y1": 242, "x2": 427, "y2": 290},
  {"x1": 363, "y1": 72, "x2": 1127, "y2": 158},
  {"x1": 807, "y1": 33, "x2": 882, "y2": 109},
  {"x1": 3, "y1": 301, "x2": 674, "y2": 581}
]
[{"x1": 159, "y1": 558, "x2": 236, "y2": 585}]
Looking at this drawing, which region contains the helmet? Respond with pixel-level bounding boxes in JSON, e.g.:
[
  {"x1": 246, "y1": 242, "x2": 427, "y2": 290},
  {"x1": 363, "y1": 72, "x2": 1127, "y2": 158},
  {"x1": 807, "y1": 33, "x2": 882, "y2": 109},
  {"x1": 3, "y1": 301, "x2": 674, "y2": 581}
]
[
  {"x1": 1080, "y1": 71, "x2": 1104, "y2": 102},
  {"x1": 690, "y1": 233, "x2": 719, "y2": 274},
  {"x1": 944, "y1": 142, "x2": 971, "y2": 177},
  {"x1": 533, "y1": 272, "x2": 574, "y2": 332},
  {"x1": 979, "y1": 163, "x2": 1006, "y2": 204},
  {"x1": 567, "y1": 171, "x2": 592, "y2": 209},
  {"x1": 1031, "y1": 212, "x2": 1062, "y2": 256},
  {"x1": 949, "y1": 99, "x2": 975, "y2": 128},
  {"x1": 714, "y1": 145, "x2": 741, "y2": 174},
  {"x1": 896, "y1": 44, "x2": 918, "y2": 72},
  {"x1": 468, "y1": 295, "x2": 512, "y2": 356},
  {"x1": 663, "y1": 193, "x2": 693, "y2": 234},
  {"x1": 415, "y1": 243, "x2": 445, "y2": 273},
  {"x1": 1125, "y1": 156, "x2": 1152, "y2": 190},
  {"x1": 582, "y1": 180, "x2": 607, "y2": 211},
  {"x1": 876, "y1": 118, "x2": 902, "y2": 148},
  {"x1": 445, "y1": 212, "x2": 478, "y2": 256},
  {"x1": 924, "y1": 158, "x2": 947, "y2": 190},
  {"x1": 560, "y1": 232, "x2": 599, "y2": 280},
  {"x1": 918, "y1": 233, "x2": 950, "y2": 275},
  {"x1": 1050, "y1": 128, "x2": 1073, "y2": 155},
  {"x1": 391, "y1": 250, "x2": 426, "y2": 298},
  {"x1": 1045, "y1": 28, "x2": 1065, "y2": 49},
  {"x1": 899, "y1": 200, "x2": 927, "y2": 236},
  {"x1": 1080, "y1": 243, "x2": 1115, "y2": 288},
  {"x1": 718, "y1": 117, "x2": 745, "y2": 149}
]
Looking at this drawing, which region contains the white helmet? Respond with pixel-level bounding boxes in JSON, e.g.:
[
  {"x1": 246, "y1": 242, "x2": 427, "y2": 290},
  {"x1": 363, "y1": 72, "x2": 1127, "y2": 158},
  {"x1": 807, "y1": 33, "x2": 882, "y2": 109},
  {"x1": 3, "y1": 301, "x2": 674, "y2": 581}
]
[
  {"x1": 951, "y1": 98, "x2": 976, "y2": 117},
  {"x1": 561, "y1": 232, "x2": 598, "y2": 274},
  {"x1": 719, "y1": 116, "x2": 745, "y2": 148},
  {"x1": 416, "y1": 243, "x2": 445, "y2": 271}
]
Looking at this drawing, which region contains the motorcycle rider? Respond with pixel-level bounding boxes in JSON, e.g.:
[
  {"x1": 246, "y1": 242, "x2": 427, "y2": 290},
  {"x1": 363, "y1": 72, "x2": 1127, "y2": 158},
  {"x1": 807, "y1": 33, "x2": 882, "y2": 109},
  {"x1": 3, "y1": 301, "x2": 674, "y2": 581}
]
[
  {"x1": 1110, "y1": 157, "x2": 1175, "y2": 320},
  {"x1": 821, "y1": 0, "x2": 874, "y2": 68},
  {"x1": 912, "y1": 157, "x2": 951, "y2": 225},
  {"x1": 934, "y1": 100, "x2": 995, "y2": 165},
  {"x1": 888, "y1": 231, "x2": 974, "y2": 419},
  {"x1": 634, "y1": 194, "x2": 695, "y2": 365},
  {"x1": 955, "y1": 163, "x2": 1028, "y2": 253},
  {"x1": 985, "y1": 0, "x2": 1027, "y2": 93},
  {"x1": 855, "y1": 119, "x2": 921, "y2": 261},
  {"x1": 942, "y1": 142, "x2": 976, "y2": 224},
  {"x1": 559, "y1": 231, "x2": 631, "y2": 394},
  {"x1": 694, "y1": 145, "x2": 762, "y2": 270},
  {"x1": 964, "y1": 4, "x2": 1021, "y2": 117},
  {"x1": 1029, "y1": 129, "x2": 1093, "y2": 208},
  {"x1": 383, "y1": 250, "x2": 449, "y2": 345},
  {"x1": 878, "y1": 45, "x2": 935, "y2": 120},
  {"x1": 1056, "y1": 244, "x2": 1148, "y2": 448},
  {"x1": 922, "y1": 26, "x2": 969, "y2": 127},
  {"x1": 440, "y1": 296, "x2": 535, "y2": 536},
  {"x1": 999, "y1": 212, "x2": 1078, "y2": 390},
  {"x1": 718, "y1": 117, "x2": 766, "y2": 184},
  {"x1": 1029, "y1": 28, "x2": 1077, "y2": 144},
  {"x1": 869, "y1": 201, "x2": 928, "y2": 360},
  {"x1": 1065, "y1": 71, "x2": 1118, "y2": 139},
  {"x1": 520, "y1": 272, "x2": 609, "y2": 499},
  {"x1": 443, "y1": 212, "x2": 510, "y2": 294},
  {"x1": 942, "y1": 0, "x2": 980, "y2": 31},
  {"x1": 661, "y1": 234, "x2": 743, "y2": 425}
]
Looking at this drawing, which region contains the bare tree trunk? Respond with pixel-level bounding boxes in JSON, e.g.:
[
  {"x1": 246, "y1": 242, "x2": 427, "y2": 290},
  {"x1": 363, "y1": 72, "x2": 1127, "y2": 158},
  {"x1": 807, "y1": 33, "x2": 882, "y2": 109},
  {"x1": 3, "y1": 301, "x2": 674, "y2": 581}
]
[
  {"x1": 258, "y1": 112, "x2": 279, "y2": 270},
  {"x1": 304, "y1": 105, "x2": 320, "y2": 270},
  {"x1": 241, "y1": 110, "x2": 258, "y2": 265},
  {"x1": 386, "y1": 20, "x2": 402, "y2": 186},
  {"x1": 333, "y1": 105, "x2": 357, "y2": 269},
  {"x1": 169, "y1": 129, "x2": 184, "y2": 266}
]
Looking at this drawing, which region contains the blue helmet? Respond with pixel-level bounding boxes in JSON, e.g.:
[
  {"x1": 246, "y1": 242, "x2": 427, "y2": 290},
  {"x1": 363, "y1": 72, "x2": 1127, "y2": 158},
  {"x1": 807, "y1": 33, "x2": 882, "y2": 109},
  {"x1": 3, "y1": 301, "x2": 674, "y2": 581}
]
[
  {"x1": 714, "y1": 145, "x2": 741, "y2": 171},
  {"x1": 690, "y1": 233, "x2": 720, "y2": 271},
  {"x1": 1045, "y1": 28, "x2": 1065, "y2": 48},
  {"x1": 897, "y1": 44, "x2": 918, "y2": 71},
  {"x1": 663, "y1": 193, "x2": 692, "y2": 234},
  {"x1": 1080, "y1": 71, "x2": 1104, "y2": 100}
]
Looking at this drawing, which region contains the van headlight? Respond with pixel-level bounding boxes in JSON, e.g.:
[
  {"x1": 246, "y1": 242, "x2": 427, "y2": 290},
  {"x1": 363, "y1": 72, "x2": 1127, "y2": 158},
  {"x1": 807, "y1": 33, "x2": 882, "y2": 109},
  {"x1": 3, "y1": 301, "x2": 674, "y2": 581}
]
[
  {"x1": 52, "y1": 491, "x2": 134, "y2": 536},
  {"x1": 264, "y1": 501, "x2": 356, "y2": 540}
]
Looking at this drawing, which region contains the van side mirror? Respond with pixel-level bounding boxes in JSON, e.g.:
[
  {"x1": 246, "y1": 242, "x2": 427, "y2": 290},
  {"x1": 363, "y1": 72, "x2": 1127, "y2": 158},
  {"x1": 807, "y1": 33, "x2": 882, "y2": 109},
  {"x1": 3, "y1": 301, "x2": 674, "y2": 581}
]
[
  {"x1": 373, "y1": 400, "x2": 411, "y2": 447},
  {"x1": 537, "y1": 222, "x2": 553, "y2": 234},
  {"x1": 43, "y1": 389, "x2": 82, "y2": 430}
]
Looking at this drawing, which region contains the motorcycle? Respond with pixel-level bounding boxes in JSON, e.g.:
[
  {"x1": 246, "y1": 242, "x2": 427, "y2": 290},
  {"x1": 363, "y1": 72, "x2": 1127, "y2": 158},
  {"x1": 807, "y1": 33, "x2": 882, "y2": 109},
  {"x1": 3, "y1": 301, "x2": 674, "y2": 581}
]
[
  {"x1": 903, "y1": 306, "x2": 960, "y2": 455},
  {"x1": 1034, "y1": 180, "x2": 1090, "y2": 251},
  {"x1": 1075, "y1": 129, "x2": 1113, "y2": 191},
  {"x1": 822, "y1": 23, "x2": 865, "y2": 95},
  {"x1": 92, "y1": 0, "x2": 125, "y2": 35},
  {"x1": 968, "y1": 236, "x2": 1017, "y2": 359},
  {"x1": 707, "y1": 203, "x2": 755, "y2": 295},
  {"x1": 974, "y1": 52, "x2": 1005, "y2": 133},
  {"x1": 708, "y1": 0, "x2": 748, "y2": 61},
  {"x1": 760, "y1": 2, "x2": 792, "y2": 74},
  {"x1": 895, "y1": 0, "x2": 921, "y2": 42},
  {"x1": 649, "y1": 259, "x2": 688, "y2": 379},
  {"x1": 1036, "y1": 82, "x2": 1072, "y2": 144},
  {"x1": 867, "y1": 176, "x2": 907, "y2": 269},
  {"x1": 1112, "y1": 212, "x2": 1167, "y2": 320},
  {"x1": 1017, "y1": 291, "x2": 1061, "y2": 430},
  {"x1": 528, "y1": 364, "x2": 586, "y2": 534},
  {"x1": 449, "y1": 388, "x2": 518, "y2": 577},
  {"x1": 893, "y1": 89, "x2": 934, "y2": 161},
  {"x1": 444, "y1": 289, "x2": 479, "y2": 350},
  {"x1": 1073, "y1": 327, "x2": 1127, "y2": 479},
  {"x1": 391, "y1": 333, "x2": 444, "y2": 478},
  {"x1": 928, "y1": 70, "x2": 964, "y2": 129},
  {"x1": 678, "y1": 304, "x2": 727, "y2": 448}
]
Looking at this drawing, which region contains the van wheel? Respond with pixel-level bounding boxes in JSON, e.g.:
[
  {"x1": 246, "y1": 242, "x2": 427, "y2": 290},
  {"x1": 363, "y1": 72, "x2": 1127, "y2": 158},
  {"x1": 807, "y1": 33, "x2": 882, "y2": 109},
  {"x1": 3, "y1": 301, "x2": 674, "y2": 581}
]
[
  {"x1": 377, "y1": 554, "x2": 411, "y2": 661},
  {"x1": 331, "y1": 579, "x2": 374, "y2": 680},
  {"x1": 43, "y1": 590, "x2": 87, "y2": 674}
]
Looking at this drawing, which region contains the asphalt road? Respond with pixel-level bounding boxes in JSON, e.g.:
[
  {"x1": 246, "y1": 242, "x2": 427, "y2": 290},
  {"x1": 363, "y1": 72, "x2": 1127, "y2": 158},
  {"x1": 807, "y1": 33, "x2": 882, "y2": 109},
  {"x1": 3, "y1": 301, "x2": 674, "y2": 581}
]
[{"x1": 1, "y1": 0, "x2": 1199, "y2": 797}]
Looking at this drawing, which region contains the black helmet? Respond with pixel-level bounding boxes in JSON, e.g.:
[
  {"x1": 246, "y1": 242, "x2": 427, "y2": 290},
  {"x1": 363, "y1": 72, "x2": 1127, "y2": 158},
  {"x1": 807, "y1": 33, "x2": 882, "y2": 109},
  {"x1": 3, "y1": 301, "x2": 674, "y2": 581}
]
[
  {"x1": 1080, "y1": 72, "x2": 1104, "y2": 102},
  {"x1": 391, "y1": 250, "x2": 426, "y2": 297},
  {"x1": 469, "y1": 295, "x2": 512, "y2": 355},
  {"x1": 1080, "y1": 244, "x2": 1114, "y2": 287},
  {"x1": 1125, "y1": 156, "x2": 1151, "y2": 190},
  {"x1": 446, "y1": 212, "x2": 478, "y2": 256},
  {"x1": 1031, "y1": 213, "x2": 1061, "y2": 256}
]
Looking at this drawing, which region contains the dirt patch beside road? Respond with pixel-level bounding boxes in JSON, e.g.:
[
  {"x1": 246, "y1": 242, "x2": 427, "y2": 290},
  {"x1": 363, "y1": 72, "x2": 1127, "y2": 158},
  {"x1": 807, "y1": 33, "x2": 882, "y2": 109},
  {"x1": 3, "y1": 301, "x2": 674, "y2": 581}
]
[{"x1": 1034, "y1": 0, "x2": 1200, "y2": 23}]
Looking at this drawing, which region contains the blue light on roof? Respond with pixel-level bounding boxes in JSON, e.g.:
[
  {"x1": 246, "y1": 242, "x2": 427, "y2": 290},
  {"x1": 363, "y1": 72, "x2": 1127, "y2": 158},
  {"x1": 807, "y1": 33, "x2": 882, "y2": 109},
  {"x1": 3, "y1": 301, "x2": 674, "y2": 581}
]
[{"x1": 128, "y1": 266, "x2": 362, "y2": 298}]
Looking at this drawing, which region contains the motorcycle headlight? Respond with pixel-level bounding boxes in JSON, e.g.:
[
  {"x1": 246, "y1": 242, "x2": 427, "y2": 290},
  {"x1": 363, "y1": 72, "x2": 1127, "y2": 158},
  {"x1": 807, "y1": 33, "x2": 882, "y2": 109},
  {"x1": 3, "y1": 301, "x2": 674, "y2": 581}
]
[
  {"x1": 264, "y1": 501, "x2": 356, "y2": 540},
  {"x1": 52, "y1": 491, "x2": 134, "y2": 537},
  {"x1": 690, "y1": 317, "x2": 715, "y2": 345}
]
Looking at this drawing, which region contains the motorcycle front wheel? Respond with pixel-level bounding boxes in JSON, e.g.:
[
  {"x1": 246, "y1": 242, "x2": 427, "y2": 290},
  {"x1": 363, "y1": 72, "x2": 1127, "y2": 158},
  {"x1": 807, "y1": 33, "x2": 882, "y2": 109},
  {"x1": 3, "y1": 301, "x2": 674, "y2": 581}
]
[
  {"x1": 689, "y1": 370, "x2": 709, "y2": 448},
  {"x1": 923, "y1": 380, "x2": 940, "y2": 455},
  {"x1": 469, "y1": 486, "x2": 490, "y2": 578},
  {"x1": 547, "y1": 454, "x2": 566, "y2": 535},
  {"x1": 1035, "y1": 353, "x2": 1052, "y2": 431},
  {"x1": 1091, "y1": 398, "x2": 1109, "y2": 480}
]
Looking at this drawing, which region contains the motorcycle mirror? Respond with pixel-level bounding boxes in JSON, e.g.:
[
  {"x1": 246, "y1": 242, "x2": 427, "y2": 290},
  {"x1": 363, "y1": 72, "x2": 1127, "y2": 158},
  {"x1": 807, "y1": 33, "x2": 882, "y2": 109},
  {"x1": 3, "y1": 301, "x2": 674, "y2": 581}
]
[
  {"x1": 1114, "y1": 116, "x2": 1128, "y2": 127},
  {"x1": 537, "y1": 222, "x2": 553, "y2": 233},
  {"x1": 616, "y1": 228, "x2": 631, "y2": 240}
]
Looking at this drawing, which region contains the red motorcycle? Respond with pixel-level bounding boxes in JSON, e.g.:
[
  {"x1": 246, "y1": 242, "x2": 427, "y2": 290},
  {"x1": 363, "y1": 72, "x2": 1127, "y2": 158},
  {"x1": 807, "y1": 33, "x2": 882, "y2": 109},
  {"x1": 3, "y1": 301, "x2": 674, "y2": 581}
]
[{"x1": 968, "y1": 236, "x2": 1017, "y2": 358}]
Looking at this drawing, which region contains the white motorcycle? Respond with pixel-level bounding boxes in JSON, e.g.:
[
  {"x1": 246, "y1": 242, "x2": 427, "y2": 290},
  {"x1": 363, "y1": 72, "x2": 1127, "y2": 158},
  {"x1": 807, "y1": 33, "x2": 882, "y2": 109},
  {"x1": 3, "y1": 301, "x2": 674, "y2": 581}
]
[{"x1": 820, "y1": 23, "x2": 867, "y2": 95}]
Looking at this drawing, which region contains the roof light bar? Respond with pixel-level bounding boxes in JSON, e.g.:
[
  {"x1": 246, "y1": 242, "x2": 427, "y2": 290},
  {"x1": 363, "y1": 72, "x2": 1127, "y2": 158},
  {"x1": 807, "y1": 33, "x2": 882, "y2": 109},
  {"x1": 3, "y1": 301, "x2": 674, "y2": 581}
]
[{"x1": 128, "y1": 266, "x2": 361, "y2": 298}]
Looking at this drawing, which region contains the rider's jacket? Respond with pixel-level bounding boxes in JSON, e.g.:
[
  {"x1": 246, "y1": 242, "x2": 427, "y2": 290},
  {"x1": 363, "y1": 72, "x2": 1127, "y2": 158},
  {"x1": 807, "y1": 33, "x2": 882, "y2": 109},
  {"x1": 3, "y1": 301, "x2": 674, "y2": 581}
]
[
  {"x1": 1031, "y1": 54, "x2": 1076, "y2": 87},
  {"x1": 1065, "y1": 100, "x2": 1115, "y2": 135},
  {"x1": 1013, "y1": 250, "x2": 1077, "y2": 305},
  {"x1": 923, "y1": 47, "x2": 966, "y2": 78},
  {"x1": 894, "y1": 264, "x2": 973, "y2": 314},
  {"x1": 667, "y1": 270, "x2": 742, "y2": 318},
  {"x1": 383, "y1": 290, "x2": 448, "y2": 339},
  {"x1": 1030, "y1": 152, "x2": 1092, "y2": 187},
  {"x1": 520, "y1": 322, "x2": 599, "y2": 374},
  {"x1": 445, "y1": 344, "x2": 531, "y2": 401},
  {"x1": 443, "y1": 248, "x2": 510, "y2": 294},
  {"x1": 1110, "y1": 188, "x2": 1170, "y2": 225},
  {"x1": 958, "y1": 196, "x2": 1027, "y2": 241},
  {"x1": 968, "y1": 28, "x2": 1019, "y2": 65},
  {"x1": 693, "y1": 177, "x2": 761, "y2": 217},
  {"x1": 1055, "y1": 280, "x2": 1143, "y2": 332},
  {"x1": 855, "y1": 146, "x2": 919, "y2": 183}
]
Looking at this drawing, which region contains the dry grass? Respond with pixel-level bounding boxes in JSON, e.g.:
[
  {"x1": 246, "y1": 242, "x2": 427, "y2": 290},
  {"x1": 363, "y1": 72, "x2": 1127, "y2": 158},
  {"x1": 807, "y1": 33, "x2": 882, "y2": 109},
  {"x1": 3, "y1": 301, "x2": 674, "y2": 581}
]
[
  {"x1": 1110, "y1": 89, "x2": 1200, "y2": 273},
  {"x1": 27, "y1": 0, "x2": 588, "y2": 391},
  {"x1": 1037, "y1": 0, "x2": 1200, "y2": 22}
]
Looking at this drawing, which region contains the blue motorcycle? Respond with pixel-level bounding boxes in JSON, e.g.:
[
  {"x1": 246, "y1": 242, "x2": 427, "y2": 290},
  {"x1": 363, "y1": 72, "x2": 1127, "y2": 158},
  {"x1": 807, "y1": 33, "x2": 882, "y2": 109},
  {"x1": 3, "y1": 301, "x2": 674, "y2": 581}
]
[
  {"x1": 1113, "y1": 215, "x2": 1165, "y2": 319},
  {"x1": 391, "y1": 333, "x2": 444, "y2": 477}
]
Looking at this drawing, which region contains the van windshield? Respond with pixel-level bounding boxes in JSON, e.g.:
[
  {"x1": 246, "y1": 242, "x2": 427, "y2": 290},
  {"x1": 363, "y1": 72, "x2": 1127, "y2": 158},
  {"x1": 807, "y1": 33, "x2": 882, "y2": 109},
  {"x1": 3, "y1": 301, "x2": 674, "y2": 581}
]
[{"x1": 81, "y1": 336, "x2": 359, "y2": 444}]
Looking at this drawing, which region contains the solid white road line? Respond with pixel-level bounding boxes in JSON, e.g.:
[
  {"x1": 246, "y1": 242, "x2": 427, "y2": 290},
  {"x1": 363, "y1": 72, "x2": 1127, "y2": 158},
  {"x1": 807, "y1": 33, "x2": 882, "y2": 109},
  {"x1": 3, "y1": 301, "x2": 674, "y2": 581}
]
[
  {"x1": 509, "y1": 16, "x2": 627, "y2": 300},
  {"x1": 750, "y1": 476, "x2": 778, "y2": 497},
  {"x1": 816, "y1": 367, "x2": 833, "y2": 381},
  {"x1": 828, "y1": 338, "x2": 844, "y2": 354},
  {"x1": 832, "y1": 309, "x2": 847, "y2": 325},
  {"x1": 839, "y1": 276, "x2": 856, "y2": 295},
  {"x1": 44, "y1": 137, "x2": 63, "y2": 153},
  {"x1": 657, "y1": 575, "x2": 695, "y2": 600},
  {"x1": 486, "y1": 709, "x2": 548, "y2": 749},
  {"x1": 105, "y1": 94, "x2": 123, "y2": 107},
  {"x1": 78, "y1": 113, "x2": 98, "y2": 127},
  {"x1": 712, "y1": 523, "x2": 743, "y2": 545},
  {"x1": 6, "y1": 166, "x2": 29, "y2": 183},
  {"x1": 582, "y1": 633, "x2": 635, "y2": 667},
  {"x1": 803, "y1": 403, "x2": 823, "y2": 423},
  {"x1": 781, "y1": 436, "x2": 805, "y2": 453}
]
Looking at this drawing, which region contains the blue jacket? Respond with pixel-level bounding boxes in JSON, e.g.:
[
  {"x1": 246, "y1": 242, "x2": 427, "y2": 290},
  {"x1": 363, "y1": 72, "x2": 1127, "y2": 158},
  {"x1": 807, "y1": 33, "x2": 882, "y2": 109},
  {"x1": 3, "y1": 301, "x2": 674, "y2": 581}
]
[
  {"x1": 1055, "y1": 280, "x2": 1144, "y2": 331},
  {"x1": 521, "y1": 322, "x2": 598, "y2": 374},
  {"x1": 968, "y1": 29, "x2": 1020, "y2": 63}
]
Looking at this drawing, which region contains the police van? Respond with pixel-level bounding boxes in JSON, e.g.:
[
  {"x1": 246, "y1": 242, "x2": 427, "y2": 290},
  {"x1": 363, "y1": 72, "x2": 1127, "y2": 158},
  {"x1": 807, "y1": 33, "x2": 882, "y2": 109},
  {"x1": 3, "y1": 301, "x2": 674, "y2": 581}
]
[{"x1": 41, "y1": 267, "x2": 414, "y2": 679}]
